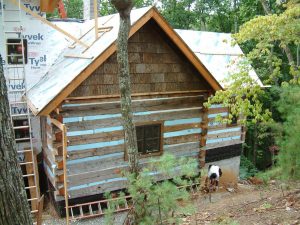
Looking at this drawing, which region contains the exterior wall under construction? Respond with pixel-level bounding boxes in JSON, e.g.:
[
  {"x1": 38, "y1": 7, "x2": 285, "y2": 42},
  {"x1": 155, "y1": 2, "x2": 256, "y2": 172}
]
[{"x1": 41, "y1": 21, "x2": 244, "y2": 204}]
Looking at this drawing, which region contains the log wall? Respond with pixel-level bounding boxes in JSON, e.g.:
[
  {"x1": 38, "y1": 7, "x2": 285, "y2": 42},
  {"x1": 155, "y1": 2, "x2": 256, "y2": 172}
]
[{"x1": 41, "y1": 98, "x2": 244, "y2": 200}]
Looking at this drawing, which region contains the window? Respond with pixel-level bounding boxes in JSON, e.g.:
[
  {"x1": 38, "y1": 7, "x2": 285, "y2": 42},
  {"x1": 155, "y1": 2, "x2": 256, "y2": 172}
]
[
  {"x1": 136, "y1": 123, "x2": 163, "y2": 156},
  {"x1": 7, "y1": 39, "x2": 28, "y2": 64},
  {"x1": 13, "y1": 119, "x2": 30, "y2": 142}
]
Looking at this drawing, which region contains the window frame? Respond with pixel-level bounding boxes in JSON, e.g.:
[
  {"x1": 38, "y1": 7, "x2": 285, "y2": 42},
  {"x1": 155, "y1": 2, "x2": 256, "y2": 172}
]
[
  {"x1": 7, "y1": 38, "x2": 28, "y2": 65},
  {"x1": 124, "y1": 121, "x2": 164, "y2": 160}
]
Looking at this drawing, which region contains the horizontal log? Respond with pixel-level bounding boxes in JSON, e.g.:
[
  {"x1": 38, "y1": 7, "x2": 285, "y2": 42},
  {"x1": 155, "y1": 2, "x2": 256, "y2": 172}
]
[
  {"x1": 68, "y1": 144, "x2": 124, "y2": 160},
  {"x1": 68, "y1": 130, "x2": 124, "y2": 146},
  {"x1": 164, "y1": 122, "x2": 201, "y2": 132},
  {"x1": 62, "y1": 95, "x2": 204, "y2": 117},
  {"x1": 65, "y1": 107, "x2": 202, "y2": 131},
  {"x1": 65, "y1": 90, "x2": 209, "y2": 102},
  {"x1": 207, "y1": 131, "x2": 241, "y2": 140},
  {"x1": 206, "y1": 139, "x2": 243, "y2": 150},
  {"x1": 164, "y1": 133, "x2": 201, "y2": 145}
]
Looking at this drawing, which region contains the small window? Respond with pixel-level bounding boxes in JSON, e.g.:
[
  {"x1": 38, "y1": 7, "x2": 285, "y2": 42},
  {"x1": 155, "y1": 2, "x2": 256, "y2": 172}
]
[
  {"x1": 13, "y1": 119, "x2": 30, "y2": 142},
  {"x1": 7, "y1": 39, "x2": 28, "y2": 64},
  {"x1": 136, "y1": 123, "x2": 162, "y2": 155}
]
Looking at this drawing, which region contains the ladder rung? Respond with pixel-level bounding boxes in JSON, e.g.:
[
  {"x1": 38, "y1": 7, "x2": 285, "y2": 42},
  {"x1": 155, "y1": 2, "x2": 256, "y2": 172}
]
[
  {"x1": 19, "y1": 161, "x2": 33, "y2": 166},
  {"x1": 79, "y1": 206, "x2": 84, "y2": 216},
  {"x1": 6, "y1": 65, "x2": 24, "y2": 68},
  {"x1": 4, "y1": 31, "x2": 21, "y2": 33},
  {"x1": 4, "y1": 20, "x2": 21, "y2": 23},
  {"x1": 11, "y1": 113, "x2": 29, "y2": 117},
  {"x1": 15, "y1": 137, "x2": 31, "y2": 142},
  {"x1": 28, "y1": 198, "x2": 38, "y2": 202},
  {"x1": 7, "y1": 54, "x2": 23, "y2": 57},
  {"x1": 25, "y1": 185, "x2": 36, "y2": 190},
  {"x1": 10, "y1": 101, "x2": 27, "y2": 105},
  {"x1": 3, "y1": 9, "x2": 20, "y2": 12},
  {"x1": 8, "y1": 89, "x2": 26, "y2": 93},
  {"x1": 89, "y1": 205, "x2": 93, "y2": 215},
  {"x1": 13, "y1": 125, "x2": 29, "y2": 129},
  {"x1": 23, "y1": 173, "x2": 35, "y2": 178},
  {"x1": 17, "y1": 149, "x2": 32, "y2": 153},
  {"x1": 6, "y1": 42, "x2": 22, "y2": 45},
  {"x1": 8, "y1": 77, "x2": 25, "y2": 81}
]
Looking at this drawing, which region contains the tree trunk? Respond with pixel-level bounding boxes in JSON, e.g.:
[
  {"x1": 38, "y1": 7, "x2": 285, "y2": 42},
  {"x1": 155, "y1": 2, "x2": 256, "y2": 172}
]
[
  {"x1": 111, "y1": 0, "x2": 139, "y2": 174},
  {"x1": 0, "y1": 56, "x2": 33, "y2": 224}
]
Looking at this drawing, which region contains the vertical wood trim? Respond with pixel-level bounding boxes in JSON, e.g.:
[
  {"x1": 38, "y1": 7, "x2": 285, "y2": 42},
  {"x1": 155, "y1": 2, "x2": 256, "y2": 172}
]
[
  {"x1": 62, "y1": 124, "x2": 70, "y2": 225},
  {"x1": 36, "y1": 195, "x2": 44, "y2": 225},
  {"x1": 199, "y1": 94, "x2": 209, "y2": 168}
]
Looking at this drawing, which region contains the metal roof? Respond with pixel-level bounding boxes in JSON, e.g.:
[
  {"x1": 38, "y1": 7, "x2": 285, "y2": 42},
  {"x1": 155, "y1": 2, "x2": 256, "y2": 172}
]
[
  {"x1": 26, "y1": 6, "x2": 262, "y2": 115},
  {"x1": 175, "y1": 29, "x2": 263, "y2": 88}
]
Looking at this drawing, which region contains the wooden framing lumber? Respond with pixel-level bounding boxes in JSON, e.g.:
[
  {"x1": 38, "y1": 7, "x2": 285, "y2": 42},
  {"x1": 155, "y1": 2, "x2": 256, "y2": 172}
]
[
  {"x1": 65, "y1": 90, "x2": 209, "y2": 102},
  {"x1": 94, "y1": 0, "x2": 98, "y2": 39},
  {"x1": 10, "y1": 0, "x2": 89, "y2": 48}
]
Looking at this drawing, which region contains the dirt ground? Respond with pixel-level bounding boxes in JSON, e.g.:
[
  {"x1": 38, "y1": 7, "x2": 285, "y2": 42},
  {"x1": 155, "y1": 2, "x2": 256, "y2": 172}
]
[
  {"x1": 183, "y1": 181, "x2": 300, "y2": 225},
  {"x1": 42, "y1": 181, "x2": 300, "y2": 225}
]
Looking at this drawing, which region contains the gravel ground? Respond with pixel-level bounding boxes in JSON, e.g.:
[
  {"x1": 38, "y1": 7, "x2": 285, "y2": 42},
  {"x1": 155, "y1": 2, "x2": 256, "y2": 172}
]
[{"x1": 42, "y1": 212, "x2": 128, "y2": 225}]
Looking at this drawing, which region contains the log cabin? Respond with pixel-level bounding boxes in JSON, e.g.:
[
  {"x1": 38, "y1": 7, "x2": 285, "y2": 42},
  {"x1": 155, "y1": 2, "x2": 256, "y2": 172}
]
[{"x1": 25, "y1": 6, "x2": 260, "y2": 213}]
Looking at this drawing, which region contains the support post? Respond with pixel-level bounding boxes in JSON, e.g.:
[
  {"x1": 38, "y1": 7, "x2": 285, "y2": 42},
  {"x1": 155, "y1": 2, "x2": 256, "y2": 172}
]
[
  {"x1": 94, "y1": 0, "x2": 98, "y2": 39},
  {"x1": 199, "y1": 93, "x2": 209, "y2": 168}
]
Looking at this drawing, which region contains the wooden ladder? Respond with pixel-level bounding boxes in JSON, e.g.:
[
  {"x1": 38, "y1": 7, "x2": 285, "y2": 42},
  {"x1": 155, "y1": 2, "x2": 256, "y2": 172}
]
[
  {"x1": 68, "y1": 195, "x2": 132, "y2": 222},
  {"x1": 1, "y1": 0, "x2": 40, "y2": 223}
]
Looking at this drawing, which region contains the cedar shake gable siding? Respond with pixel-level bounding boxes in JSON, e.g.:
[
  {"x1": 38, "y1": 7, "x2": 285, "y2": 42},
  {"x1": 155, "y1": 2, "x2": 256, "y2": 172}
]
[{"x1": 70, "y1": 20, "x2": 211, "y2": 97}]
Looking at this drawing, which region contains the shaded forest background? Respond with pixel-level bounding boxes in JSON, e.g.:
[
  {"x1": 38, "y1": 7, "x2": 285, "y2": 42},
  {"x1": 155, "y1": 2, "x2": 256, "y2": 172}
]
[{"x1": 48, "y1": 0, "x2": 300, "y2": 179}]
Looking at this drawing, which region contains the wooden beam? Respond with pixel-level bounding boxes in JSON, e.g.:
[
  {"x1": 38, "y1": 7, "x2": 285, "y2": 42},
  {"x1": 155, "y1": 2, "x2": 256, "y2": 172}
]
[
  {"x1": 10, "y1": 0, "x2": 89, "y2": 48},
  {"x1": 50, "y1": 118, "x2": 64, "y2": 131},
  {"x1": 94, "y1": 0, "x2": 98, "y2": 39},
  {"x1": 36, "y1": 195, "x2": 44, "y2": 225},
  {"x1": 64, "y1": 54, "x2": 94, "y2": 59},
  {"x1": 65, "y1": 90, "x2": 209, "y2": 101}
]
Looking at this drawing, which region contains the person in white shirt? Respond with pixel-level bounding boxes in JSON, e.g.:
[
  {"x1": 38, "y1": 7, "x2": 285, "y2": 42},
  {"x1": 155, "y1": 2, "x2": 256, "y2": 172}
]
[{"x1": 206, "y1": 164, "x2": 222, "y2": 191}]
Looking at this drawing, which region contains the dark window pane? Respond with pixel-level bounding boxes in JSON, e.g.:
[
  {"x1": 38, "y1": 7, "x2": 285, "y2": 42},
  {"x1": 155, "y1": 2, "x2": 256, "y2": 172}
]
[
  {"x1": 136, "y1": 126, "x2": 144, "y2": 140},
  {"x1": 137, "y1": 140, "x2": 144, "y2": 153},
  {"x1": 135, "y1": 123, "x2": 162, "y2": 155},
  {"x1": 145, "y1": 139, "x2": 160, "y2": 153}
]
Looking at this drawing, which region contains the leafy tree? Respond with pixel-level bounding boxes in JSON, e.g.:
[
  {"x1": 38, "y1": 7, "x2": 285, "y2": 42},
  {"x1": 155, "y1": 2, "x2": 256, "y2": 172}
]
[
  {"x1": 46, "y1": 0, "x2": 83, "y2": 19},
  {"x1": 159, "y1": 0, "x2": 195, "y2": 29},
  {"x1": 276, "y1": 86, "x2": 300, "y2": 179}
]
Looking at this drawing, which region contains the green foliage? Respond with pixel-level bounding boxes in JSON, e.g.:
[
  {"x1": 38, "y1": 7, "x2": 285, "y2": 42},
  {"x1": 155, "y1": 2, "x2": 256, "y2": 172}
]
[
  {"x1": 239, "y1": 155, "x2": 259, "y2": 179},
  {"x1": 46, "y1": 0, "x2": 83, "y2": 19},
  {"x1": 105, "y1": 154, "x2": 198, "y2": 224},
  {"x1": 256, "y1": 167, "x2": 282, "y2": 183},
  {"x1": 276, "y1": 86, "x2": 300, "y2": 179},
  {"x1": 233, "y1": 2, "x2": 300, "y2": 84},
  {"x1": 204, "y1": 60, "x2": 272, "y2": 125}
]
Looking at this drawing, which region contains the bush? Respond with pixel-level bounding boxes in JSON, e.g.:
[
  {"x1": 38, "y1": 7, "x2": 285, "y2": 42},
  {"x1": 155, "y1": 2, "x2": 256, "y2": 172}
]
[{"x1": 239, "y1": 155, "x2": 259, "y2": 179}]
